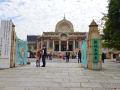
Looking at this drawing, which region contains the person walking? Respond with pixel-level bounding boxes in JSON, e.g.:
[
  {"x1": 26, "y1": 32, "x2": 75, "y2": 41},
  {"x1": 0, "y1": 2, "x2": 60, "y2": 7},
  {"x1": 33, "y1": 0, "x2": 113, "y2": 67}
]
[
  {"x1": 66, "y1": 50, "x2": 70, "y2": 63},
  {"x1": 78, "y1": 50, "x2": 81, "y2": 63},
  {"x1": 102, "y1": 52, "x2": 105, "y2": 63},
  {"x1": 41, "y1": 45, "x2": 47, "y2": 67},
  {"x1": 72, "y1": 52, "x2": 75, "y2": 59}
]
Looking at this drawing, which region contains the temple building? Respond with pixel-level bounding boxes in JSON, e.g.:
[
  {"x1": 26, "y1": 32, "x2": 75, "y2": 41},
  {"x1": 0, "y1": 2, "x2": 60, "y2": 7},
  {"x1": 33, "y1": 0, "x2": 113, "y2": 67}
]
[
  {"x1": 27, "y1": 35, "x2": 38, "y2": 58},
  {"x1": 37, "y1": 18, "x2": 87, "y2": 55}
]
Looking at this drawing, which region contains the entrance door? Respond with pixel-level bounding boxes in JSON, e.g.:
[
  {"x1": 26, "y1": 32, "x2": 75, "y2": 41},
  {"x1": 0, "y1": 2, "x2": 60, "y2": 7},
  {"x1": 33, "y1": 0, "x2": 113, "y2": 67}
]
[
  {"x1": 69, "y1": 45, "x2": 73, "y2": 51},
  {"x1": 69, "y1": 41, "x2": 73, "y2": 51},
  {"x1": 54, "y1": 41, "x2": 59, "y2": 51},
  {"x1": 61, "y1": 41, "x2": 67, "y2": 51}
]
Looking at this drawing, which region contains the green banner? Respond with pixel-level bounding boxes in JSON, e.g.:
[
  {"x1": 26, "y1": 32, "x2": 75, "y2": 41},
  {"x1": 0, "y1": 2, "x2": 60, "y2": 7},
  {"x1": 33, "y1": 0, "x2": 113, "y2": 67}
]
[{"x1": 92, "y1": 38, "x2": 99, "y2": 63}]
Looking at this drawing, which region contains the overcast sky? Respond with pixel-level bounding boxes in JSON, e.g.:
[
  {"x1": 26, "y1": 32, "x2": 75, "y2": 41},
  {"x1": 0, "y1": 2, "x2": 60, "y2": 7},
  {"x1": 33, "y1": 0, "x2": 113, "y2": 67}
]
[{"x1": 0, "y1": 0, "x2": 108, "y2": 40}]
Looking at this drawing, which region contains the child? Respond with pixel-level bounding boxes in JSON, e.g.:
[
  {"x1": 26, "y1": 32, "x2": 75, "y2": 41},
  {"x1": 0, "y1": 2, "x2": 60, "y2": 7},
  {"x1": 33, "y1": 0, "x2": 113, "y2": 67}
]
[
  {"x1": 49, "y1": 52, "x2": 52, "y2": 60},
  {"x1": 36, "y1": 51, "x2": 41, "y2": 67}
]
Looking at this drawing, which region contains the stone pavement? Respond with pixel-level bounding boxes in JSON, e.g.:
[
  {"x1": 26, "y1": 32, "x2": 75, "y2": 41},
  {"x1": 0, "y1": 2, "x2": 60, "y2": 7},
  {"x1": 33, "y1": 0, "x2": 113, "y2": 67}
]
[{"x1": 0, "y1": 59, "x2": 120, "y2": 90}]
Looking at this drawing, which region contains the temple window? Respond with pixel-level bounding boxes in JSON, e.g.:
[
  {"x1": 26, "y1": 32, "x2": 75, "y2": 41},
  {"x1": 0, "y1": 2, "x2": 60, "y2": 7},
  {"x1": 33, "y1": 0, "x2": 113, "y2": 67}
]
[
  {"x1": 49, "y1": 40, "x2": 53, "y2": 48},
  {"x1": 39, "y1": 42, "x2": 41, "y2": 48},
  {"x1": 43, "y1": 40, "x2": 47, "y2": 47}
]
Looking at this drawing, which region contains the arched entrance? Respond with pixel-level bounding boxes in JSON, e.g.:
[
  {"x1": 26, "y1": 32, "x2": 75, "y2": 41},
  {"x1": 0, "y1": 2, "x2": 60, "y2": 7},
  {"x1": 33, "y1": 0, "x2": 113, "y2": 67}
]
[
  {"x1": 61, "y1": 41, "x2": 67, "y2": 51},
  {"x1": 68, "y1": 41, "x2": 73, "y2": 51},
  {"x1": 54, "y1": 41, "x2": 59, "y2": 51}
]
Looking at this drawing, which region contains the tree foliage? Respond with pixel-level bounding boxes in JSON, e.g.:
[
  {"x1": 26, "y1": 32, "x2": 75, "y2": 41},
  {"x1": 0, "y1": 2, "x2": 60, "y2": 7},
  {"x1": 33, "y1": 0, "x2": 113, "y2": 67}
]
[{"x1": 102, "y1": 0, "x2": 120, "y2": 50}]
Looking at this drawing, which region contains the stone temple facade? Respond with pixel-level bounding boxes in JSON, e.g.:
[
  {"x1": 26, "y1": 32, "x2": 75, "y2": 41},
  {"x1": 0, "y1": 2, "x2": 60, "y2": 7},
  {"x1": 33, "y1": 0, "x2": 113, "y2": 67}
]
[{"x1": 37, "y1": 18, "x2": 87, "y2": 55}]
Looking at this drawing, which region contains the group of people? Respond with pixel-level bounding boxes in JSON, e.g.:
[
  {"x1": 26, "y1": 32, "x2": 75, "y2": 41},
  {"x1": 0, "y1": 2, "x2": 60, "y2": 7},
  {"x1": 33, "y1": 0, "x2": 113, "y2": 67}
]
[
  {"x1": 64, "y1": 50, "x2": 105, "y2": 63},
  {"x1": 35, "y1": 45, "x2": 105, "y2": 67},
  {"x1": 65, "y1": 50, "x2": 81, "y2": 63},
  {"x1": 36, "y1": 45, "x2": 47, "y2": 67},
  {"x1": 36, "y1": 45, "x2": 53, "y2": 67}
]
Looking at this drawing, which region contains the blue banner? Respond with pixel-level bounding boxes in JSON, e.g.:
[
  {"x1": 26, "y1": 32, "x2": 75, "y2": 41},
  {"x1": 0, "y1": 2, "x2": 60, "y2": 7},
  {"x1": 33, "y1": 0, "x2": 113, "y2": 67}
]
[
  {"x1": 15, "y1": 37, "x2": 28, "y2": 66},
  {"x1": 81, "y1": 39, "x2": 87, "y2": 67}
]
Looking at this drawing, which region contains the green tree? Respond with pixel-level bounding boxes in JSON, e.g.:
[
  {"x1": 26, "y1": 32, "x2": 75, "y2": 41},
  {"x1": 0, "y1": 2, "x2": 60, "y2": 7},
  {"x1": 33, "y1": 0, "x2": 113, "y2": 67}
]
[{"x1": 102, "y1": 0, "x2": 120, "y2": 50}]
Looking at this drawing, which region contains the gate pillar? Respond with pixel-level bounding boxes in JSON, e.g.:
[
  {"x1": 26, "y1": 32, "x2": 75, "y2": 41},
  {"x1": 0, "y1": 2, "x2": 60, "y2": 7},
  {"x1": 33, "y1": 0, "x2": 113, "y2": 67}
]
[{"x1": 87, "y1": 20, "x2": 102, "y2": 70}]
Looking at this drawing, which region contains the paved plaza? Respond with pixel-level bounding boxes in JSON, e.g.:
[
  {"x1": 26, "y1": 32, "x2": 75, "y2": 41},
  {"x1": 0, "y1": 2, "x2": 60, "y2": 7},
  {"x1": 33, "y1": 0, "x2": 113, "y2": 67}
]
[{"x1": 0, "y1": 58, "x2": 120, "y2": 90}]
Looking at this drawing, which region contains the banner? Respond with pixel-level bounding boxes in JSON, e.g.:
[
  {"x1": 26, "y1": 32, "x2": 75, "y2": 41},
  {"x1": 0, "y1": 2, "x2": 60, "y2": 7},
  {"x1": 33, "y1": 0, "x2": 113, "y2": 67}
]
[
  {"x1": 0, "y1": 20, "x2": 12, "y2": 68},
  {"x1": 81, "y1": 39, "x2": 87, "y2": 67},
  {"x1": 15, "y1": 37, "x2": 28, "y2": 66},
  {"x1": 92, "y1": 38, "x2": 99, "y2": 63}
]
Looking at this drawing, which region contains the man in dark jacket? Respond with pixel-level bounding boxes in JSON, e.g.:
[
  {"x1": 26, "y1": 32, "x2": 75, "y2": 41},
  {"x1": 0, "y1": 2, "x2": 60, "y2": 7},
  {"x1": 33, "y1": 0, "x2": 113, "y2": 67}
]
[
  {"x1": 66, "y1": 50, "x2": 70, "y2": 63},
  {"x1": 102, "y1": 52, "x2": 105, "y2": 63},
  {"x1": 78, "y1": 50, "x2": 81, "y2": 63},
  {"x1": 41, "y1": 45, "x2": 47, "y2": 67}
]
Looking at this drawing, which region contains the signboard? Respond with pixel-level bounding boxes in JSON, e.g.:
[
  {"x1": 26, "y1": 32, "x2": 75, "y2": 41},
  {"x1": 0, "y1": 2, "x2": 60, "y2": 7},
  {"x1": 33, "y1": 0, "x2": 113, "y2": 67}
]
[
  {"x1": 0, "y1": 20, "x2": 12, "y2": 68},
  {"x1": 92, "y1": 38, "x2": 99, "y2": 63}
]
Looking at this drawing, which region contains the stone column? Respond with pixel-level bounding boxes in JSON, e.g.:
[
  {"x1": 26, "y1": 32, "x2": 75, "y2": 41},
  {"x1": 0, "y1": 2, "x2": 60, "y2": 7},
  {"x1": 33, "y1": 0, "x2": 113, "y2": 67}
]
[
  {"x1": 31, "y1": 45, "x2": 34, "y2": 51},
  {"x1": 37, "y1": 40, "x2": 39, "y2": 50},
  {"x1": 73, "y1": 40, "x2": 75, "y2": 51},
  {"x1": 87, "y1": 20, "x2": 102, "y2": 70},
  {"x1": 41, "y1": 39, "x2": 43, "y2": 48},
  {"x1": 111, "y1": 53, "x2": 113, "y2": 59},
  {"x1": 79, "y1": 40, "x2": 81, "y2": 49},
  {"x1": 53, "y1": 40, "x2": 54, "y2": 51},
  {"x1": 47, "y1": 39, "x2": 49, "y2": 50},
  {"x1": 67, "y1": 40, "x2": 69, "y2": 50},
  {"x1": 59, "y1": 40, "x2": 61, "y2": 51}
]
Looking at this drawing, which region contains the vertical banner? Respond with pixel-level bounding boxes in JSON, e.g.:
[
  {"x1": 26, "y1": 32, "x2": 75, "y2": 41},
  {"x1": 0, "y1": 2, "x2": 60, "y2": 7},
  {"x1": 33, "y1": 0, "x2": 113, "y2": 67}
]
[
  {"x1": 81, "y1": 40, "x2": 87, "y2": 67},
  {"x1": 92, "y1": 38, "x2": 99, "y2": 63},
  {"x1": 15, "y1": 37, "x2": 28, "y2": 66},
  {"x1": 0, "y1": 20, "x2": 12, "y2": 68}
]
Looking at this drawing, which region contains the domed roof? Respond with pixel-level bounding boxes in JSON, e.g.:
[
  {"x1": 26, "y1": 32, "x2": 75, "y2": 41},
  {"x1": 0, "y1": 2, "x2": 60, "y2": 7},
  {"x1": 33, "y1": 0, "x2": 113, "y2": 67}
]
[{"x1": 55, "y1": 18, "x2": 74, "y2": 32}]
